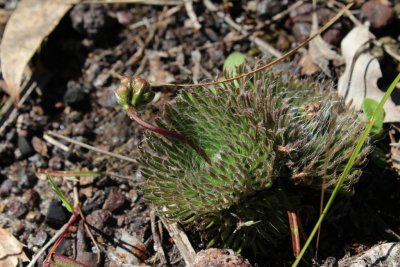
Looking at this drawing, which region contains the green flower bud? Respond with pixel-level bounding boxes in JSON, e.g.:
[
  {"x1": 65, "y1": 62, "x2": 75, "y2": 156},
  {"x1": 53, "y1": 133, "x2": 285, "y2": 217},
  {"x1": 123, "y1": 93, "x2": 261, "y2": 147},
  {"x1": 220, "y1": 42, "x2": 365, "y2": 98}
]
[
  {"x1": 114, "y1": 76, "x2": 155, "y2": 109},
  {"x1": 114, "y1": 76, "x2": 132, "y2": 110}
]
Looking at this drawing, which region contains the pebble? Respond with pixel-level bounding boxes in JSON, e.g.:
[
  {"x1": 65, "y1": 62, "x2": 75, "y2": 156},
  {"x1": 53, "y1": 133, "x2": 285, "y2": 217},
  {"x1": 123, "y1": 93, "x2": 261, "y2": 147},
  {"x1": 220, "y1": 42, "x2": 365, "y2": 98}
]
[
  {"x1": 72, "y1": 121, "x2": 90, "y2": 137},
  {"x1": 19, "y1": 171, "x2": 38, "y2": 188},
  {"x1": 63, "y1": 81, "x2": 89, "y2": 110},
  {"x1": 48, "y1": 155, "x2": 64, "y2": 170},
  {"x1": 103, "y1": 187, "x2": 126, "y2": 212},
  {"x1": 0, "y1": 143, "x2": 15, "y2": 166},
  {"x1": 8, "y1": 200, "x2": 28, "y2": 218},
  {"x1": 257, "y1": 0, "x2": 286, "y2": 17},
  {"x1": 0, "y1": 179, "x2": 15, "y2": 196},
  {"x1": 361, "y1": 0, "x2": 395, "y2": 29},
  {"x1": 25, "y1": 210, "x2": 42, "y2": 222},
  {"x1": 31, "y1": 230, "x2": 48, "y2": 247},
  {"x1": 17, "y1": 135, "x2": 35, "y2": 159},
  {"x1": 82, "y1": 189, "x2": 106, "y2": 214},
  {"x1": 23, "y1": 189, "x2": 40, "y2": 208},
  {"x1": 97, "y1": 88, "x2": 116, "y2": 108},
  {"x1": 193, "y1": 248, "x2": 252, "y2": 267},
  {"x1": 45, "y1": 199, "x2": 70, "y2": 228},
  {"x1": 55, "y1": 238, "x2": 74, "y2": 256},
  {"x1": 86, "y1": 209, "x2": 112, "y2": 231}
]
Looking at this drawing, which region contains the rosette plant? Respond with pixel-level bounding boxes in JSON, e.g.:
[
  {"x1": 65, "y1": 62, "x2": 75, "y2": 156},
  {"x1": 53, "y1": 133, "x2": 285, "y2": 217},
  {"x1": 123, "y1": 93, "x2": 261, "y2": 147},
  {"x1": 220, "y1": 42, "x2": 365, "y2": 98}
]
[{"x1": 116, "y1": 67, "x2": 370, "y2": 252}]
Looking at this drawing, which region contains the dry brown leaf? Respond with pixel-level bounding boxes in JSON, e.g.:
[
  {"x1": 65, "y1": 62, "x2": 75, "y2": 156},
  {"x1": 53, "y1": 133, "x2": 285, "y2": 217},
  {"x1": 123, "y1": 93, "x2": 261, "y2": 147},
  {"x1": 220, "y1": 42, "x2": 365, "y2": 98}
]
[
  {"x1": 0, "y1": 228, "x2": 29, "y2": 267},
  {"x1": 0, "y1": 0, "x2": 79, "y2": 101},
  {"x1": 308, "y1": 9, "x2": 343, "y2": 77},
  {"x1": 146, "y1": 51, "x2": 174, "y2": 84},
  {"x1": 338, "y1": 24, "x2": 400, "y2": 122},
  {"x1": 299, "y1": 53, "x2": 319, "y2": 76}
]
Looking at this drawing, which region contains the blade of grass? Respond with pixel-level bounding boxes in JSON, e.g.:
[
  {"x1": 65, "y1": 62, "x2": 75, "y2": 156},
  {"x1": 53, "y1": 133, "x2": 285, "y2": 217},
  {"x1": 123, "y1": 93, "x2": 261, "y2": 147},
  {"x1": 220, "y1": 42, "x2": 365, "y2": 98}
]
[
  {"x1": 47, "y1": 174, "x2": 73, "y2": 213},
  {"x1": 292, "y1": 72, "x2": 400, "y2": 267}
]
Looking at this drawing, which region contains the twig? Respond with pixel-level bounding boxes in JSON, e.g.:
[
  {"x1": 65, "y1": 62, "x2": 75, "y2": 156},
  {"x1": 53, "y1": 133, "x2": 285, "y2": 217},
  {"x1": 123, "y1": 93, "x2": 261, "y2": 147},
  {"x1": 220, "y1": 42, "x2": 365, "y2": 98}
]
[
  {"x1": 0, "y1": 80, "x2": 36, "y2": 137},
  {"x1": 183, "y1": 0, "x2": 201, "y2": 30},
  {"x1": 129, "y1": 5, "x2": 182, "y2": 30},
  {"x1": 159, "y1": 216, "x2": 196, "y2": 266},
  {"x1": 43, "y1": 133, "x2": 70, "y2": 152},
  {"x1": 27, "y1": 215, "x2": 76, "y2": 267},
  {"x1": 270, "y1": 1, "x2": 304, "y2": 22},
  {"x1": 77, "y1": 207, "x2": 101, "y2": 263},
  {"x1": 150, "y1": 209, "x2": 167, "y2": 265},
  {"x1": 46, "y1": 131, "x2": 137, "y2": 164}
]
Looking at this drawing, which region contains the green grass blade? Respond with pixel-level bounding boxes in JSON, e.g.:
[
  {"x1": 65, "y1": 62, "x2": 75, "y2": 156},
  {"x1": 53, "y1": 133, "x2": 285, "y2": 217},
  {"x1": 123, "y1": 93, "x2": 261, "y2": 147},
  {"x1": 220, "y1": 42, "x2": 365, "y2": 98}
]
[
  {"x1": 292, "y1": 72, "x2": 400, "y2": 267},
  {"x1": 47, "y1": 174, "x2": 73, "y2": 213}
]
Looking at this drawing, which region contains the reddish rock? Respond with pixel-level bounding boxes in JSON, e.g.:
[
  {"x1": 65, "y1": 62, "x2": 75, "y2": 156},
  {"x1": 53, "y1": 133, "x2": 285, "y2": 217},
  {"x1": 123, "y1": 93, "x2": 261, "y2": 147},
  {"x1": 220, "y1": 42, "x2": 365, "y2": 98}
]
[
  {"x1": 103, "y1": 187, "x2": 126, "y2": 212},
  {"x1": 361, "y1": 0, "x2": 395, "y2": 29},
  {"x1": 193, "y1": 248, "x2": 252, "y2": 267}
]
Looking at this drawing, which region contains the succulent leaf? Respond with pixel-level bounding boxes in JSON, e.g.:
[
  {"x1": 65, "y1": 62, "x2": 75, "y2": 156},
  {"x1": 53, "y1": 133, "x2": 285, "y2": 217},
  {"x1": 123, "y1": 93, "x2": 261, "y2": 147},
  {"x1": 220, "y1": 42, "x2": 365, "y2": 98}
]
[{"x1": 139, "y1": 70, "x2": 370, "y2": 250}]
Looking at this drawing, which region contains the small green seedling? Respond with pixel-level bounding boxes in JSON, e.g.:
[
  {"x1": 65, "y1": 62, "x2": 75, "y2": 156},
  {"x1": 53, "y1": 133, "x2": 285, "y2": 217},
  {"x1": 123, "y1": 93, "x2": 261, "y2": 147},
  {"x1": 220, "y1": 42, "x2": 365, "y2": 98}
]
[
  {"x1": 362, "y1": 98, "x2": 384, "y2": 137},
  {"x1": 46, "y1": 174, "x2": 73, "y2": 213}
]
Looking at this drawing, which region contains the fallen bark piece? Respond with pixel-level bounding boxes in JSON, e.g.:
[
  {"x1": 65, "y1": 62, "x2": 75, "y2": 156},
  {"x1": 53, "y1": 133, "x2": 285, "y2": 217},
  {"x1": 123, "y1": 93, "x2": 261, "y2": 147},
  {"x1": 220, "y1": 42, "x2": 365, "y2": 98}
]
[{"x1": 338, "y1": 242, "x2": 400, "y2": 267}]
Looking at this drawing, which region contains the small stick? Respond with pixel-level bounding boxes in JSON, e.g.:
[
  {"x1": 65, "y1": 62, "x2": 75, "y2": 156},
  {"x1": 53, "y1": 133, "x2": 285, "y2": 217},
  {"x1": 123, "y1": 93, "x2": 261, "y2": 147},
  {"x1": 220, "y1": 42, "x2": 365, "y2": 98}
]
[
  {"x1": 150, "y1": 210, "x2": 167, "y2": 265},
  {"x1": 184, "y1": 0, "x2": 201, "y2": 30},
  {"x1": 46, "y1": 131, "x2": 137, "y2": 164},
  {"x1": 27, "y1": 216, "x2": 76, "y2": 267}
]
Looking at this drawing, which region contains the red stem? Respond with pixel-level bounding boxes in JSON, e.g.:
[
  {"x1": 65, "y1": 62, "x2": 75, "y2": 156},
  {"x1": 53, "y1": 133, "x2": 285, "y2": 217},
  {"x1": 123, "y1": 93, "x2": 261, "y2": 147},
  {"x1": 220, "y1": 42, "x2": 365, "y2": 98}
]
[
  {"x1": 44, "y1": 207, "x2": 80, "y2": 266},
  {"x1": 127, "y1": 107, "x2": 211, "y2": 165}
]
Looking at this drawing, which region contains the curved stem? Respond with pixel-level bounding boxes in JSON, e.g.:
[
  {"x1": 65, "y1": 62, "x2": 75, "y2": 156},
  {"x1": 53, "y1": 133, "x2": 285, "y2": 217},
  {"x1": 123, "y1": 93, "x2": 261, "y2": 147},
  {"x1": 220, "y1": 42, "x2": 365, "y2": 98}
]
[{"x1": 127, "y1": 107, "x2": 211, "y2": 165}]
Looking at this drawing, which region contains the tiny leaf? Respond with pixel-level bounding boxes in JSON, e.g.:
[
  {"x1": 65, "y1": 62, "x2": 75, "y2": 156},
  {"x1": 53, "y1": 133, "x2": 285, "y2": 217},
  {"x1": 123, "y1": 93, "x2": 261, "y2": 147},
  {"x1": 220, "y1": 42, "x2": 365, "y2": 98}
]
[
  {"x1": 223, "y1": 51, "x2": 245, "y2": 76},
  {"x1": 362, "y1": 98, "x2": 384, "y2": 135},
  {"x1": 47, "y1": 174, "x2": 73, "y2": 213}
]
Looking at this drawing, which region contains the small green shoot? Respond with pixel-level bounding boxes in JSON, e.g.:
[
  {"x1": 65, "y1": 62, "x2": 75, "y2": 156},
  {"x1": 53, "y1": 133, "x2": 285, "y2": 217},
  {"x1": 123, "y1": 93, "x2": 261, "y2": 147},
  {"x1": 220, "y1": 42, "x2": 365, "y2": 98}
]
[
  {"x1": 46, "y1": 174, "x2": 73, "y2": 213},
  {"x1": 362, "y1": 98, "x2": 384, "y2": 137},
  {"x1": 292, "y1": 72, "x2": 400, "y2": 266},
  {"x1": 223, "y1": 51, "x2": 246, "y2": 76}
]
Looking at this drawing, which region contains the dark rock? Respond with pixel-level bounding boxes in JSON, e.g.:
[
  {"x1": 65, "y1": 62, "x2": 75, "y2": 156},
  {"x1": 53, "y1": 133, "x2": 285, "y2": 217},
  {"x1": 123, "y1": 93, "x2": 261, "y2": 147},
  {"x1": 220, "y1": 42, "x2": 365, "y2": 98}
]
[
  {"x1": 86, "y1": 209, "x2": 112, "y2": 231},
  {"x1": 63, "y1": 81, "x2": 89, "y2": 110},
  {"x1": 0, "y1": 143, "x2": 15, "y2": 166},
  {"x1": 23, "y1": 189, "x2": 40, "y2": 208},
  {"x1": 103, "y1": 187, "x2": 126, "y2": 212},
  {"x1": 361, "y1": 0, "x2": 395, "y2": 29},
  {"x1": 82, "y1": 190, "x2": 106, "y2": 213},
  {"x1": 19, "y1": 171, "x2": 38, "y2": 188},
  {"x1": 55, "y1": 238, "x2": 74, "y2": 256},
  {"x1": 17, "y1": 135, "x2": 35, "y2": 158},
  {"x1": 8, "y1": 200, "x2": 28, "y2": 218},
  {"x1": 45, "y1": 199, "x2": 70, "y2": 228},
  {"x1": 257, "y1": 0, "x2": 287, "y2": 17}
]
